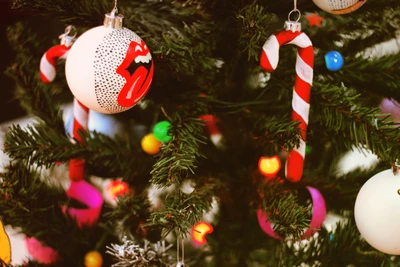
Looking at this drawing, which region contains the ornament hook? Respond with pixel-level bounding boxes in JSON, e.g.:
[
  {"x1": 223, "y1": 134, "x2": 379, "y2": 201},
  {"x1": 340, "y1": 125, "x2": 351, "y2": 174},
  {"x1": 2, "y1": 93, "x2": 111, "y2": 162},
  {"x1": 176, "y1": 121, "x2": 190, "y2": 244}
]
[
  {"x1": 59, "y1": 25, "x2": 77, "y2": 47},
  {"x1": 111, "y1": 0, "x2": 118, "y2": 16}
]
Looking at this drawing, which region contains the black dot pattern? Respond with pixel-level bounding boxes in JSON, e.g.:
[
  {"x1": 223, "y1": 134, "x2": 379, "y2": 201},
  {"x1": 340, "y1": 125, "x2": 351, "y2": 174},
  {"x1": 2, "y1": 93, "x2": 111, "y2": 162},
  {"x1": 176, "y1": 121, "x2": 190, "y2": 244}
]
[
  {"x1": 94, "y1": 28, "x2": 142, "y2": 113},
  {"x1": 328, "y1": 0, "x2": 358, "y2": 10}
]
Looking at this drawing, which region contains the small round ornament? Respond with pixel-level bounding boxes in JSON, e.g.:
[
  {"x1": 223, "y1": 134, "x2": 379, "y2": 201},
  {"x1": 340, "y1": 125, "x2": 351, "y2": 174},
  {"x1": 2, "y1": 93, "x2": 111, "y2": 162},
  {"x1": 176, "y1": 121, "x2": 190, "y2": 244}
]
[
  {"x1": 312, "y1": 0, "x2": 367, "y2": 15},
  {"x1": 325, "y1": 51, "x2": 344, "y2": 71},
  {"x1": 354, "y1": 168, "x2": 400, "y2": 255},
  {"x1": 257, "y1": 186, "x2": 326, "y2": 240},
  {"x1": 65, "y1": 9, "x2": 154, "y2": 114},
  {"x1": 258, "y1": 156, "x2": 281, "y2": 179},
  {"x1": 153, "y1": 121, "x2": 172, "y2": 142},
  {"x1": 84, "y1": 250, "x2": 103, "y2": 267},
  {"x1": 141, "y1": 133, "x2": 161, "y2": 155}
]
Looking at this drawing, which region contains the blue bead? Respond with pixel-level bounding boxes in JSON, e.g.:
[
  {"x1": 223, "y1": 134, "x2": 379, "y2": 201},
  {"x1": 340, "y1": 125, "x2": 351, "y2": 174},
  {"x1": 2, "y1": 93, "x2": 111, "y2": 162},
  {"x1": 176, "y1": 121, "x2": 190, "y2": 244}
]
[
  {"x1": 329, "y1": 233, "x2": 334, "y2": 241},
  {"x1": 325, "y1": 51, "x2": 344, "y2": 71}
]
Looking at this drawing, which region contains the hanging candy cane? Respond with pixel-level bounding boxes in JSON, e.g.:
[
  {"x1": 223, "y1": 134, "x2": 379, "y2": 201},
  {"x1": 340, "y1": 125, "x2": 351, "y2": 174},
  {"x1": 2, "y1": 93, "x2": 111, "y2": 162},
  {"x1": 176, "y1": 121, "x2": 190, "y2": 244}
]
[
  {"x1": 260, "y1": 10, "x2": 314, "y2": 183},
  {"x1": 39, "y1": 25, "x2": 76, "y2": 83},
  {"x1": 69, "y1": 98, "x2": 89, "y2": 181},
  {"x1": 36, "y1": 26, "x2": 103, "y2": 237},
  {"x1": 199, "y1": 114, "x2": 224, "y2": 148}
]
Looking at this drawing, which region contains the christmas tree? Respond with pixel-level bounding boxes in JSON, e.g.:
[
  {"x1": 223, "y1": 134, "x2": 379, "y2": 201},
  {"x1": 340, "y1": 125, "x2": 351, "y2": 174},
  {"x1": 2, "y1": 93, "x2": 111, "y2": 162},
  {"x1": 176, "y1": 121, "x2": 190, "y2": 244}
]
[{"x1": 2, "y1": 0, "x2": 400, "y2": 266}]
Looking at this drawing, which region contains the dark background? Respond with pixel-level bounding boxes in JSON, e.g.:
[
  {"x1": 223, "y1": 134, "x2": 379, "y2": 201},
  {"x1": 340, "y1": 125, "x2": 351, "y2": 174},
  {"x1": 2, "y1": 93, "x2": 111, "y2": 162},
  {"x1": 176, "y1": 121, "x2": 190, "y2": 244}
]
[{"x1": 0, "y1": 0, "x2": 26, "y2": 123}]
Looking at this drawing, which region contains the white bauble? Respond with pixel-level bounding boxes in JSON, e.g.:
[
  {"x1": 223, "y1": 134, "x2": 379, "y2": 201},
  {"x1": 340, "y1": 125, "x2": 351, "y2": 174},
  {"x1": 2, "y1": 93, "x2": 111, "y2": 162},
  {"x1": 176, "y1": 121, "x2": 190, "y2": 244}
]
[
  {"x1": 65, "y1": 26, "x2": 154, "y2": 114},
  {"x1": 312, "y1": 0, "x2": 367, "y2": 14},
  {"x1": 354, "y1": 169, "x2": 400, "y2": 255}
]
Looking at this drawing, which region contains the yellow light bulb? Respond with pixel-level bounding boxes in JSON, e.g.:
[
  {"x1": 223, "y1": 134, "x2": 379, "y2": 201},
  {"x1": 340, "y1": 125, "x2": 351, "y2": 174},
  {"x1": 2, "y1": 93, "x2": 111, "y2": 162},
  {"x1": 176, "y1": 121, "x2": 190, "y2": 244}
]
[
  {"x1": 141, "y1": 133, "x2": 161, "y2": 155},
  {"x1": 258, "y1": 156, "x2": 281, "y2": 178}
]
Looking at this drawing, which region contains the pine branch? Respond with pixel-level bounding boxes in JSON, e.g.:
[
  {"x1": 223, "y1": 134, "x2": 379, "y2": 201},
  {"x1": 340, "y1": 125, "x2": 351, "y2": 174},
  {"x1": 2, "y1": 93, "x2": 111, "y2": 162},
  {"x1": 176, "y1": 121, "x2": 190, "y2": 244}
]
[
  {"x1": 282, "y1": 219, "x2": 400, "y2": 267},
  {"x1": 11, "y1": 0, "x2": 110, "y2": 26},
  {"x1": 252, "y1": 115, "x2": 301, "y2": 152},
  {"x1": 103, "y1": 192, "x2": 151, "y2": 241},
  {"x1": 260, "y1": 180, "x2": 311, "y2": 241},
  {"x1": 236, "y1": 2, "x2": 274, "y2": 61},
  {"x1": 4, "y1": 124, "x2": 154, "y2": 178},
  {"x1": 310, "y1": 5, "x2": 400, "y2": 57},
  {"x1": 144, "y1": 182, "x2": 216, "y2": 238},
  {"x1": 311, "y1": 83, "x2": 400, "y2": 161},
  {"x1": 4, "y1": 123, "x2": 79, "y2": 167},
  {"x1": 0, "y1": 161, "x2": 119, "y2": 265},
  {"x1": 335, "y1": 54, "x2": 400, "y2": 102},
  {"x1": 0, "y1": 162, "x2": 85, "y2": 254},
  {"x1": 11, "y1": 0, "x2": 218, "y2": 77},
  {"x1": 5, "y1": 22, "x2": 66, "y2": 133},
  {"x1": 150, "y1": 108, "x2": 207, "y2": 187},
  {"x1": 106, "y1": 236, "x2": 175, "y2": 267},
  {"x1": 84, "y1": 131, "x2": 154, "y2": 178}
]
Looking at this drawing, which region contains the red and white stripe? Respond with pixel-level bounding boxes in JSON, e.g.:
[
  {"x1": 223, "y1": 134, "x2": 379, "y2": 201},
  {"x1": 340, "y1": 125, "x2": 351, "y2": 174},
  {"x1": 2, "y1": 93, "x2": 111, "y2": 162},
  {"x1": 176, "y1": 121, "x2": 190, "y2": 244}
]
[
  {"x1": 39, "y1": 44, "x2": 71, "y2": 83},
  {"x1": 260, "y1": 30, "x2": 314, "y2": 182},
  {"x1": 199, "y1": 114, "x2": 223, "y2": 148},
  {"x1": 69, "y1": 98, "x2": 89, "y2": 181}
]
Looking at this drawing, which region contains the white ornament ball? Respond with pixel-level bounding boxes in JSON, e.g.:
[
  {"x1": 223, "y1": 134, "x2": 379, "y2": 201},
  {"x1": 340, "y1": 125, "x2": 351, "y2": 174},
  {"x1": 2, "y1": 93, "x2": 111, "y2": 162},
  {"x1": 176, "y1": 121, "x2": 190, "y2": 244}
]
[
  {"x1": 354, "y1": 169, "x2": 400, "y2": 255},
  {"x1": 312, "y1": 0, "x2": 367, "y2": 14},
  {"x1": 65, "y1": 26, "x2": 154, "y2": 114}
]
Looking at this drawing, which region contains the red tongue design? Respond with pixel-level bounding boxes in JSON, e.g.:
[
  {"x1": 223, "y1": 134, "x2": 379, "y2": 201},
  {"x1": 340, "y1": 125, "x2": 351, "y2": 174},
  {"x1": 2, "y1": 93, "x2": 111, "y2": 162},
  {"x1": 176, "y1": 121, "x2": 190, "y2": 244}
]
[{"x1": 116, "y1": 40, "x2": 154, "y2": 107}]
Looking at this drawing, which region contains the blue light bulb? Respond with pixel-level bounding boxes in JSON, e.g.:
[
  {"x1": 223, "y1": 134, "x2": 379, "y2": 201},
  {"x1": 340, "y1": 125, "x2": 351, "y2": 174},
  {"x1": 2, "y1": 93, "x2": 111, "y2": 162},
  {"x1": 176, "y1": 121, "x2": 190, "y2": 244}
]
[{"x1": 325, "y1": 51, "x2": 344, "y2": 71}]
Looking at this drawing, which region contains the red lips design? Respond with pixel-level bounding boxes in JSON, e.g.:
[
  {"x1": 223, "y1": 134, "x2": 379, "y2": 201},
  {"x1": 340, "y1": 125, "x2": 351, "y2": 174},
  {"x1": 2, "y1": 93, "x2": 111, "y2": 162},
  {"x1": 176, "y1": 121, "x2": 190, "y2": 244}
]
[{"x1": 116, "y1": 39, "x2": 154, "y2": 107}]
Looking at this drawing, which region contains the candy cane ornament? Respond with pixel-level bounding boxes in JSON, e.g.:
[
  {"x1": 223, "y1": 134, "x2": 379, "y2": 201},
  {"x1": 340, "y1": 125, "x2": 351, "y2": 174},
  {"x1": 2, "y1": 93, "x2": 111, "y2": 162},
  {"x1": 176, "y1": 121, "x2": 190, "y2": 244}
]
[
  {"x1": 69, "y1": 98, "x2": 89, "y2": 181},
  {"x1": 36, "y1": 26, "x2": 103, "y2": 237},
  {"x1": 199, "y1": 114, "x2": 224, "y2": 148},
  {"x1": 40, "y1": 45, "x2": 70, "y2": 83},
  {"x1": 260, "y1": 19, "x2": 314, "y2": 183},
  {"x1": 39, "y1": 25, "x2": 76, "y2": 83}
]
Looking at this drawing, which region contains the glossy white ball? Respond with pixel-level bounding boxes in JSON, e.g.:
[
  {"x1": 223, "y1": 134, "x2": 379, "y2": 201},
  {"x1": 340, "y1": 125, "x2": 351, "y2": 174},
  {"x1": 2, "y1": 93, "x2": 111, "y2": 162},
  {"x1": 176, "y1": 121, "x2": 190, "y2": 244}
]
[
  {"x1": 312, "y1": 0, "x2": 367, "y2": 14},
  {"x1": 65, "y1": 26, "x2": 154, "y2": 114},
  {"x1": 354, "y1": 169, "x2": 400, "y2": 255}
]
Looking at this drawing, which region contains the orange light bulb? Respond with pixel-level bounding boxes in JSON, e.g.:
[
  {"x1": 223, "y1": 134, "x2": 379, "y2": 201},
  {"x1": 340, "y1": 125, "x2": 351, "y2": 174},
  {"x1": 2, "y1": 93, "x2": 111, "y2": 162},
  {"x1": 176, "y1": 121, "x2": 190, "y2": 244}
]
[
  {"x1": 84, "y1": 250, "x2": 103, "y2": 267},
  {"x1": 107, "y1": 180, "x2": 129, "y2": 200},
  {"x1": 258, "y1": 156, "x2": 281, "y2": 178},
  {"x1": 191, "y1": 222, "x2": 213, "y2": 246}
]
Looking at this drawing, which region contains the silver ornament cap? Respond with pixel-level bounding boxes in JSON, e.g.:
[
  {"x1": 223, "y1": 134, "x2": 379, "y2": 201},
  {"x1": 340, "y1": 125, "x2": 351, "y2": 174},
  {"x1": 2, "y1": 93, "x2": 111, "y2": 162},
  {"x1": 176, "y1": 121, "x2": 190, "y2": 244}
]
[
  {"x1": 284, "y1": 21, "x2": 301, "y2": 32},
  {"x1": 104, "y1": 8, "x2": 124, "y2": 29}
]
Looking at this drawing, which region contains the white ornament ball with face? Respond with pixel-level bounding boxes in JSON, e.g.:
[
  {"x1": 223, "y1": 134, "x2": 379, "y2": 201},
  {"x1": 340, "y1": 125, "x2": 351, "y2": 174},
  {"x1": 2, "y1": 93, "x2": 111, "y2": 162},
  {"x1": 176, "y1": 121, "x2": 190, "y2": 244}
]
[
  {"x1": 65, "y1": 26, "x2": 154, "y2": 114},
  {"x1": 354, "y1": 169, "x2": 400, "y2": 255},
  {"x1": 312, "y1": 0, "x2": 367, "y2": 14}
]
